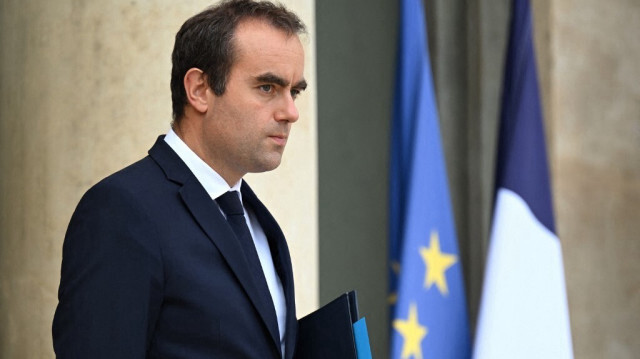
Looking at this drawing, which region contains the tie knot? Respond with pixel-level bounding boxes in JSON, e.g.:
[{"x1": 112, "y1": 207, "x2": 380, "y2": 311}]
[{"x1": 216, "y1": 191, "x2": 244, "y2": 216}]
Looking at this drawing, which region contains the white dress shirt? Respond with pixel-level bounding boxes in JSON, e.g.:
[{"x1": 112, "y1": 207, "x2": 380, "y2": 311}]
[{"x1": 164, "y1": 129, "x2": 287, "y2": 357}]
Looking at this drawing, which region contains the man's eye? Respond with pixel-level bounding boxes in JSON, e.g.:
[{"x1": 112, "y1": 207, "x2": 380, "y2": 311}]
[
  {"x1": 290, "y1": 89, "x2": 301, "y2": 99},
  {"x1": 259, "y1": 84, "x2": 273, "y2": 93}
]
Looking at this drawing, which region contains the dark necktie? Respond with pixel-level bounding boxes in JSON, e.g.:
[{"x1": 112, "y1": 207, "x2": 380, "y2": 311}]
[{"x1": 216, "y1": 191, "x2": 274, "y2": 306}]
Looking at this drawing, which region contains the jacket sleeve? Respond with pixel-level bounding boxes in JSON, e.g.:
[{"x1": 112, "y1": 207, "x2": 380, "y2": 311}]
[{"x1": 52, "y1": 181, "x2": 164, "y2": 358}]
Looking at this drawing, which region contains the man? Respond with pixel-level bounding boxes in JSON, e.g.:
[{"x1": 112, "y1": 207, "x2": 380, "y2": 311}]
[{"x1": 52, "y1": 1, "x2": 307, "y2": 358}]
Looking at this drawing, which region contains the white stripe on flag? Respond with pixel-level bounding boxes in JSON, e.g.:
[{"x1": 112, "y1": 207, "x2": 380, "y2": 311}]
[{"x1": 473, "y1": 188, "x2": 573, "y2": 359}]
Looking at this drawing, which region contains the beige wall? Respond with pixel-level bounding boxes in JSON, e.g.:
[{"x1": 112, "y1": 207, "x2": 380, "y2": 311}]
[
  {"x1": 0, "y1": 1, "x2": 317, "y2": 357},
  {"x1": 535, "y1": 0, "x2": 640, "y2": 357}
]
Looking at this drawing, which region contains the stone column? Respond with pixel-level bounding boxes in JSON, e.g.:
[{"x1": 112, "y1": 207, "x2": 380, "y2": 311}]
[
  {"x1": 535, "y1": 0, "x2": 640, "y2": 357},
  {"x1": 0, "y1": 1, "x2": 317, "y2": 357}
]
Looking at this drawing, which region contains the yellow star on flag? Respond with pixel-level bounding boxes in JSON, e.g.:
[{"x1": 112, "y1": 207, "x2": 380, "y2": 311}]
[
  {"x1": 388, "y1": 261, "x2": 401, "y2": 304},
  {"x1": 393, "y1": 303, "x2": 428, "y2": 359},
  {"x1": 419, "y1": 230, "x2": 458, "y2": 295}
]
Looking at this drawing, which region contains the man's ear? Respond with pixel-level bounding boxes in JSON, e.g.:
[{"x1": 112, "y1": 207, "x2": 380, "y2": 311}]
[{"x1": 184, "y1": 68, "x2": 209, "y2": 113}]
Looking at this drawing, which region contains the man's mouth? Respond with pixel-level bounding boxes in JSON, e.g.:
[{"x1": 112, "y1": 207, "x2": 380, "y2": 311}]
[{"x1": 269, "y1": 134, "x2": 288, "y2": 146}]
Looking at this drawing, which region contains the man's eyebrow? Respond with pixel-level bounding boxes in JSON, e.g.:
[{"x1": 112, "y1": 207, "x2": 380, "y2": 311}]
[
  {"x1": 255, "y1": 73, "x2": 288, "y2": 87},
  {"x1": 294, "y1": 79, "x2": 307, "y2": 91},
  {"x1": 255, "y1": 73, "x2": 307, "y2": 90}
]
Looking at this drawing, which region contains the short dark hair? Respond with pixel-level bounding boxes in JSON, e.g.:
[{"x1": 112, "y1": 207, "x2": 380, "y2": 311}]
[{"x1": 170, "y1": 0, "x2": 306, "y2": 122}]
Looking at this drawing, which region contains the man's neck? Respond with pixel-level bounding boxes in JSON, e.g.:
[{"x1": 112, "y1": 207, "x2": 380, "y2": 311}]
[{"x1": 171, "y1": 120, "x2": 243, "y2": 187}]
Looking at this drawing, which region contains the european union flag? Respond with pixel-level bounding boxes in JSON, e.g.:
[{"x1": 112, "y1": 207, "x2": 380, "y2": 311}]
[{"x1": 389, "y1": 0, "x2": 471, "y2": 358}]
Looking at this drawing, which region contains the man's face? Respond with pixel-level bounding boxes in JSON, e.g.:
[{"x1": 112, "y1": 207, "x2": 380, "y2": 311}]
[{"x1": 201, "y1": 19, "x2": 306, "y2": 183}]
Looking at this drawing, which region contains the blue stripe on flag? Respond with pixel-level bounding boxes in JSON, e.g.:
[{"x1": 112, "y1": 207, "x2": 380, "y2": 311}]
[{"x1": 495, "y1": 0, "x2": 555, "y2": 233}]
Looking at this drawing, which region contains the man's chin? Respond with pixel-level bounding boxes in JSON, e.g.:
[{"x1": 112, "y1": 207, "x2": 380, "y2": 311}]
[{"x1": 249, "y1": 157, "x2": 283, "y2": 174}]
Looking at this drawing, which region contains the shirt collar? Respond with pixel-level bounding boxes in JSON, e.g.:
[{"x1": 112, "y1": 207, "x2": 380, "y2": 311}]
[{"x1": 164, "y1": 128, "x2": 243, "y2": 201}]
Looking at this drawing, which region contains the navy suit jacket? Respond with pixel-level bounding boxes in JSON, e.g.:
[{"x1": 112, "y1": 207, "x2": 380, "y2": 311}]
[{"x1": 53, "y1": 136, "x2": 297, "y2": 358}]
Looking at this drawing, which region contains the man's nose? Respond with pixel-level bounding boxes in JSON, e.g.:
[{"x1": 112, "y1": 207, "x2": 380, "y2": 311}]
[{"x1": 275, "y1": 93, "x2": 299, "y2": 123}]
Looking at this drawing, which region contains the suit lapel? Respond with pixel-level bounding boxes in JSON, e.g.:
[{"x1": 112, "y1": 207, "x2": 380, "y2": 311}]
[
  {"x1": 242, "y1": 183, "x2": 298, "y2": 359},
  {"x1": 148, "y1": 137, "x2": 281, "y2": 354}
]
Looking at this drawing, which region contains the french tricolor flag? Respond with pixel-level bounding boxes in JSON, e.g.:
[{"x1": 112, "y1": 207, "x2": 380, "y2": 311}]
[{"x1": 472, "y1": 0, "x2": 574, "y2": 358}]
